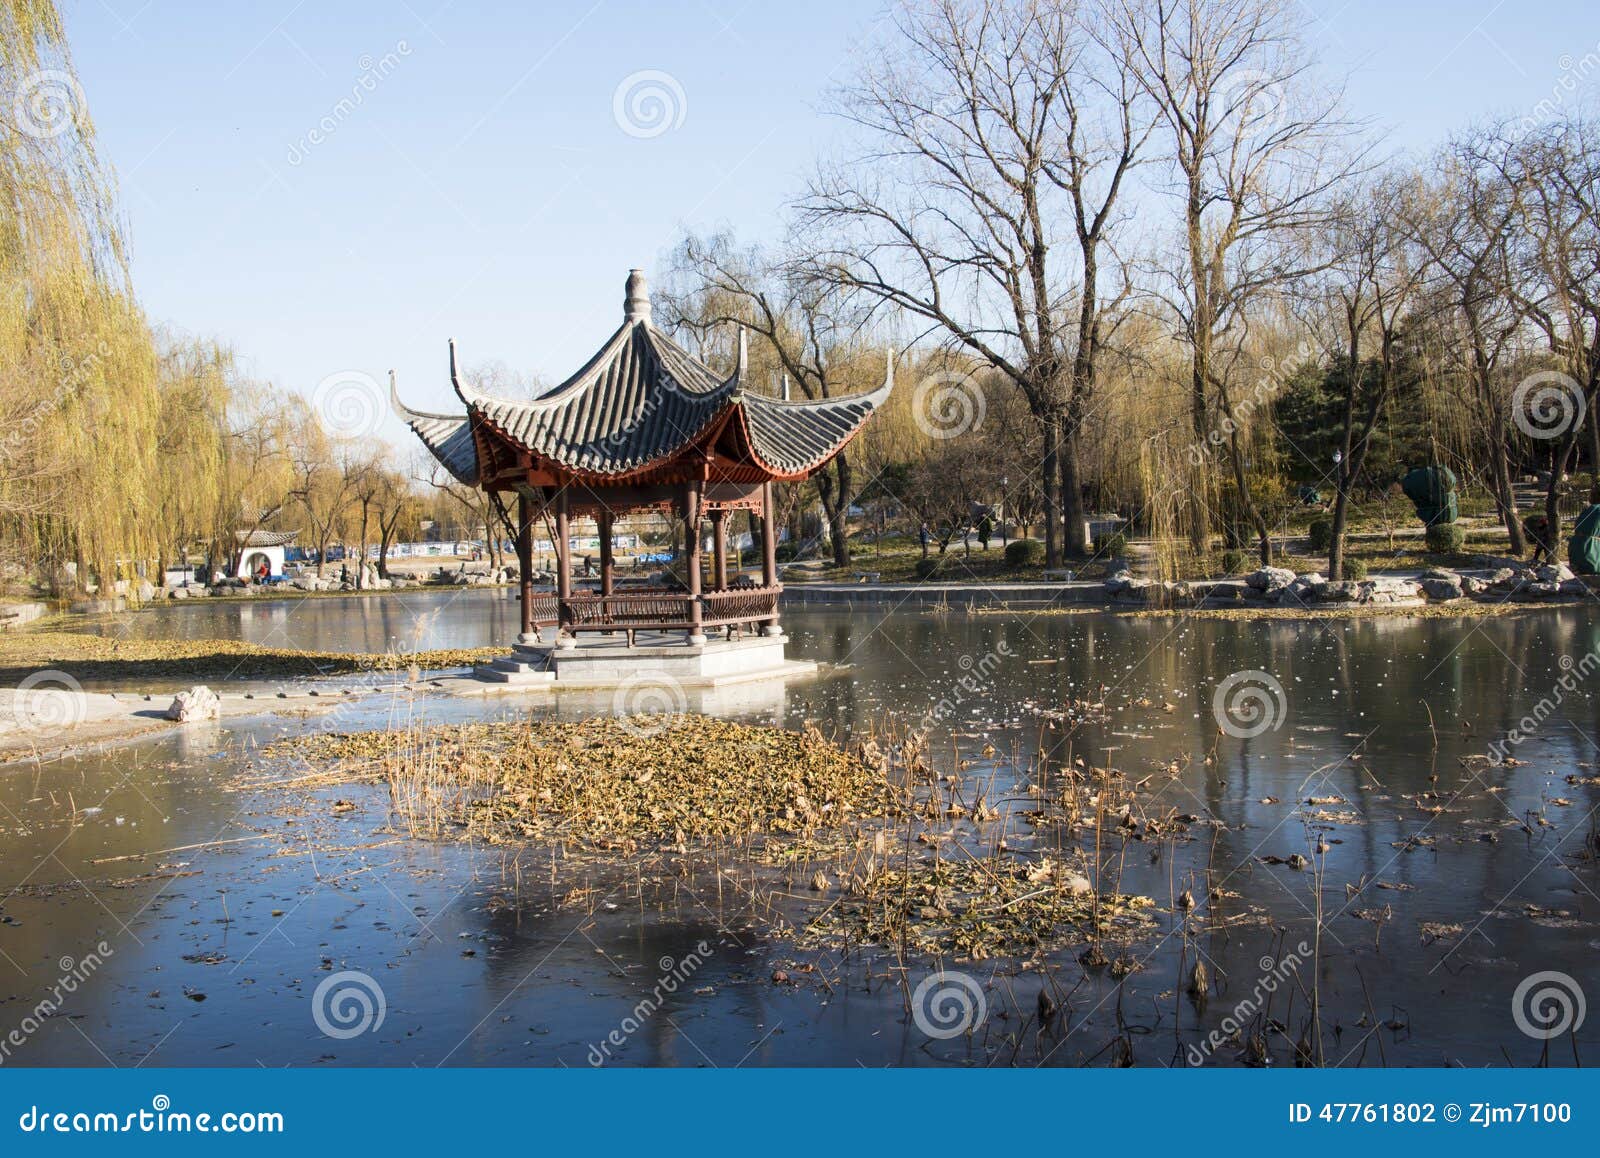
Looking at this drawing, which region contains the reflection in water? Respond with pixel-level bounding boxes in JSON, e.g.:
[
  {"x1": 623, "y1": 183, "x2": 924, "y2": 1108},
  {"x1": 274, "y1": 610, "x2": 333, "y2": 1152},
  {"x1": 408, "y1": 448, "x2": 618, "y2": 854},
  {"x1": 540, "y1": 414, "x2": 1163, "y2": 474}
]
[{"x1": 9, "y1": 603, "x2": 1600, "y2": 1066}]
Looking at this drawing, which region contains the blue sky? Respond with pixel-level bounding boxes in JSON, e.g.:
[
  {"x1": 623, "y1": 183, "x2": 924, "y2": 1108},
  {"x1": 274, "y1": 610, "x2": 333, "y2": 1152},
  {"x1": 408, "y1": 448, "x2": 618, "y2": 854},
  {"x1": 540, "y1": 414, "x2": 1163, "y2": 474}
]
[{"x1": 65, "y1": 0, "x2": 1600, "y2": 440}]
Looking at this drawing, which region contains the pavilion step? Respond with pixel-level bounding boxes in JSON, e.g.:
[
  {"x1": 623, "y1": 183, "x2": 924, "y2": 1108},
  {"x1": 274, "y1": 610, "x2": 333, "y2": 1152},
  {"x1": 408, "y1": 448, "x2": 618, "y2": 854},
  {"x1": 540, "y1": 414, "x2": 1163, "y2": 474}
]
[{"x1": 472, "y1": 653, "x2": 554, "y2": 683}]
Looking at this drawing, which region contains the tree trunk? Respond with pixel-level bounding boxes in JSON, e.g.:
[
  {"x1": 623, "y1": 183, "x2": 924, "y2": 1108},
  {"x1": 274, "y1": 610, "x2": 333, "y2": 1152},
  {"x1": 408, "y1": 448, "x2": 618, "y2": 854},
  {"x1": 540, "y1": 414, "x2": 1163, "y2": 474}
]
[
  {"x1": 1490, "y1": 430, "x2": 1528, "y2": 554},
  {"x1": 1328, "y1": 485, "x2": 1349, "y2": 579},
  {"x1": 1040, "y1": 415, "x2": 1062, "y2": 568},
  {"x1": 816, "y1": 458, "x2": 853, "y2": 568},
  {"x1": 1059, "y1": 426, "x2": 1086, "y2": 558},
  {"x1": 1589, "y1": 403, "x2": 1600, "y2": 506}
]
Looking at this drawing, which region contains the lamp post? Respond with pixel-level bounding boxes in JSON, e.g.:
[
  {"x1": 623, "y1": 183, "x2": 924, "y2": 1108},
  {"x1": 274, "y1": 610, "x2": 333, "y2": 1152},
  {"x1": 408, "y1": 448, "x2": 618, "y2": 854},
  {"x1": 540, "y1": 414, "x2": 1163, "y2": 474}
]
[{"x1": 999, "y1": 476, "x2": 1009, "y2": 546}]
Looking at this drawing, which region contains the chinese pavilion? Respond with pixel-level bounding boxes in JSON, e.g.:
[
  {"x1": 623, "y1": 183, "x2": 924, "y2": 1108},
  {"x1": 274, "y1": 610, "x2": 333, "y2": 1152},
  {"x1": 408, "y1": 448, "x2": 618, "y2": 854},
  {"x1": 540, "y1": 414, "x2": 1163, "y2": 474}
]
[{"x1": 392, "y1": 269, "x2": 891, "y2": 679}]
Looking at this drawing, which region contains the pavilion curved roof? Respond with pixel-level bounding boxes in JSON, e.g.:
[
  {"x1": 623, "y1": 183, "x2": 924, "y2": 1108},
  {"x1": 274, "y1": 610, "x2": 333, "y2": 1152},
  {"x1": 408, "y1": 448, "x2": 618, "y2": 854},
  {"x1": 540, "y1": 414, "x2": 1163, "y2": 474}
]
[
  {"x1": 389, "y1": 373, "x2": 480, "y2": 486},
  {"x1": 392, "y1": 270, "x2": 893, "y2": 486}
]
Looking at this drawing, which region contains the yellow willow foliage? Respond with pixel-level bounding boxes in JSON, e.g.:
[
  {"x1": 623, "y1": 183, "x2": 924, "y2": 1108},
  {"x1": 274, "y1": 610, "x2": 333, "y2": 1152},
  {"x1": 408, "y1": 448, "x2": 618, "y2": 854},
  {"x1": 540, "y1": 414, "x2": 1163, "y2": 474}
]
[{"x1": 0, "y1": 0, "x2": 230, "y2": 592}]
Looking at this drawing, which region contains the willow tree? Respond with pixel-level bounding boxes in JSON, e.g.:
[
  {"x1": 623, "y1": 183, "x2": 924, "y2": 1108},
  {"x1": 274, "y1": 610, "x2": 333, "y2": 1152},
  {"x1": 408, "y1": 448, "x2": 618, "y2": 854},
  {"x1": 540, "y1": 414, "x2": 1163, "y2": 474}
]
[{"x1": 1, "y1": 1, "x2": 230, "y2": 593}]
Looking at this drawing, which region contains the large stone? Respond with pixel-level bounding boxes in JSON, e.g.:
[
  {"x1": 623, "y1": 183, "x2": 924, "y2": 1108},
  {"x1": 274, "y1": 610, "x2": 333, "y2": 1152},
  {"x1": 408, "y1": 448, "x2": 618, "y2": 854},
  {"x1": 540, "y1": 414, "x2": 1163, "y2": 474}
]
[
  {"x1": 1527, "y1": 580, "x2": 1563, "y2": 598},
  {"x1": 1421, "y1": 576, "x2": 1463, "y2": 601},
  {"x1": 165, "y1": 685, "x2": 220, "y2": 723},
  {"x1": 1245, "y1": 566, "x2": 1296, "y2": 593},
  {"x1": 1365, "y1": 577, "x2": 1422, "y2": 603},
  {"x1": 1282, "y1": 572, "x2": 1324, "y2": 604},
  {"x1": 1537, "y1": 563, "x2": 1575, "y2": 584},
  {"x1": 1104, "y1": 570, "x2": 1135, "y2": 595},
  {"x1": 1314, "y1": 580, "x2": 1363, "y2": 602}
]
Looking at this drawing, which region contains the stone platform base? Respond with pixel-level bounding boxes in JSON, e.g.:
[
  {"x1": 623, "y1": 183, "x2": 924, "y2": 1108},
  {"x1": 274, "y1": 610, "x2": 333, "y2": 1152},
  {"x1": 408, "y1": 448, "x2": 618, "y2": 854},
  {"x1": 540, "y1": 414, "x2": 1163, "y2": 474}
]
[{"x1": 472, "y1": 631, "x2": 816, "y2": 689}]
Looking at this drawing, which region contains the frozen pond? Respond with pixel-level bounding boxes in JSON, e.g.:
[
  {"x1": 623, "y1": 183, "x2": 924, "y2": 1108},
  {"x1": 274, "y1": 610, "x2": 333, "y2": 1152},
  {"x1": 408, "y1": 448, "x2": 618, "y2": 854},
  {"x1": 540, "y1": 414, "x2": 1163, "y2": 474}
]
[{"x1": 5, "y1": 598, "x2": 1598, "y2": 1066}]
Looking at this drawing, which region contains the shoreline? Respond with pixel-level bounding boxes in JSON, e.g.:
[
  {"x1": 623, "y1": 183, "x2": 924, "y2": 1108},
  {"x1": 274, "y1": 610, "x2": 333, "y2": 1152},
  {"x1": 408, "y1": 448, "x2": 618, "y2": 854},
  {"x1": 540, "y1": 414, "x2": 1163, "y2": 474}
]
[{"x1": 0, "y1": 588, "x2": 1588, "y2": 764}]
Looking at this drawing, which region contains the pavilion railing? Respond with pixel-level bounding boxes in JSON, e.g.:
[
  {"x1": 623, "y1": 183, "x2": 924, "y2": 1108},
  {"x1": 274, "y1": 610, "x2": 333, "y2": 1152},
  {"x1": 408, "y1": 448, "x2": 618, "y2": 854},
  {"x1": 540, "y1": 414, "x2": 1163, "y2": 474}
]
[
  {"x1": 526, "y1": 591, "x2": 560, "y2": 628},
  {"x1": 700, "y1": 586, "x2": 780, "y2": 626},
  {"x1": 523, "y1": 585, "x2": 780, "y2": 643}
]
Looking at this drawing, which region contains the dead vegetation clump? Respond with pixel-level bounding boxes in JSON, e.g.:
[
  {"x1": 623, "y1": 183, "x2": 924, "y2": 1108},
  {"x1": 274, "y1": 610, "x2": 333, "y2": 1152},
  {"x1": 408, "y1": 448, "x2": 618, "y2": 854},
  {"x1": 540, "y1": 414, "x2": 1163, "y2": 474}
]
[
  {"x1": 274, "y1": 715, "x2": 904, "y2": 846},
  {"x1": 794, "y1": 851, "x2": 1155, "y2": 960}
]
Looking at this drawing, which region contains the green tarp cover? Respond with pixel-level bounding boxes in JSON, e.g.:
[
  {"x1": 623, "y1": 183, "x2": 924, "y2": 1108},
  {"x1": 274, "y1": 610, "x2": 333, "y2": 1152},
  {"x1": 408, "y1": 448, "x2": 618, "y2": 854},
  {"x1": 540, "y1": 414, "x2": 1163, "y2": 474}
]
[
  {"x1": 1401, "y1": 465, "x2": 1458, "y2": 527},
  {"x1": 1570, "y1": 504, "x2": 1600, "y2": 575}
]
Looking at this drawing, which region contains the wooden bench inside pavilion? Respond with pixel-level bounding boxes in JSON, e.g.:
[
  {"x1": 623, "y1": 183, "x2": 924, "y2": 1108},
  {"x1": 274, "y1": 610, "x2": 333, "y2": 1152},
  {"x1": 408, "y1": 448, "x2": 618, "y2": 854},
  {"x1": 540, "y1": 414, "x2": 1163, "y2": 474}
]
[{"x1": 391, "y1": 268, "x2": 891, "y2": 685}]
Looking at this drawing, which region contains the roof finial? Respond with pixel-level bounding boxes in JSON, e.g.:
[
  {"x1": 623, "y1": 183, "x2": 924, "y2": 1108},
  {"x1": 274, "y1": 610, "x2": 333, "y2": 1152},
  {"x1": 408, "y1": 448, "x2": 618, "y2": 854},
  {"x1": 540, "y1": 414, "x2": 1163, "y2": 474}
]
[
  {"x1": 736, "y1": 324, "x2": 748, "y2": 382},
  {"x1": 780, "y1": 371, "x2": 791, "y2": 401},
  {"x1": 624, "y1": 268, "x2": 650, "y2": 323}
]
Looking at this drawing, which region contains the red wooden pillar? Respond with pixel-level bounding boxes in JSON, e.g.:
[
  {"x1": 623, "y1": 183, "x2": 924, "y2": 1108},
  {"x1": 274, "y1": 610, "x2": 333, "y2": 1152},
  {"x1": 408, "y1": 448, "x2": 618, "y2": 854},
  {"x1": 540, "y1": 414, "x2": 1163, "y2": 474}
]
[
  {"x1": 686, "y1": 482, "x2": 705, "y2": 644},
  {"x1": 516, "y1": 490, "x2": 536, "y2": 645},
  {"x1": 554, "y1": 488, "x2": 573, "y2": 648},
  {"x1": 599, "y1": 510, "x2": 615, "y2": 598},
  {"x1": 760, "y1": 481, "x2": 780, "y2": 636},
  {"x1": 710, "y1": 509, "x2": 727, "y2": 591}
]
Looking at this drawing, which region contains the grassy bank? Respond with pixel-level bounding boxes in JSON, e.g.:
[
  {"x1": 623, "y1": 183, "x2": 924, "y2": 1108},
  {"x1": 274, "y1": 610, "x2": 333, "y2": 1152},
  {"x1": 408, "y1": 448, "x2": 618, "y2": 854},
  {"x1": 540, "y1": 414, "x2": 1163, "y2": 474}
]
[{"x1": 0, "y1": 631, "x2": 500, "y2": 685}]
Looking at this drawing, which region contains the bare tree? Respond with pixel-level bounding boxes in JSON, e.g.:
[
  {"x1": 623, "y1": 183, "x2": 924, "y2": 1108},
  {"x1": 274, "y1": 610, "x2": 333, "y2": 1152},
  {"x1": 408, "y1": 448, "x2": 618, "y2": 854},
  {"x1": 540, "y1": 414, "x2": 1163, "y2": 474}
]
[
  {"x1": 1113, "y1": 0, "x2": 1364, "y2": 561},
  {"x1": 1410, "y1": 133, "x2": 1531, "y2": 553},
  {"x1": 660, "y1": 232, "x2": 880, "y2": 567},
  {"x1": 1299, "y1": 171, "x2": 1429, "y2": 577},
  {"x1": 1493, "y1": 114, "x2": 1600, "y2": 544},
  {"x1": 797, "y1": 0, "x2": 1148, "y2": 565}
]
